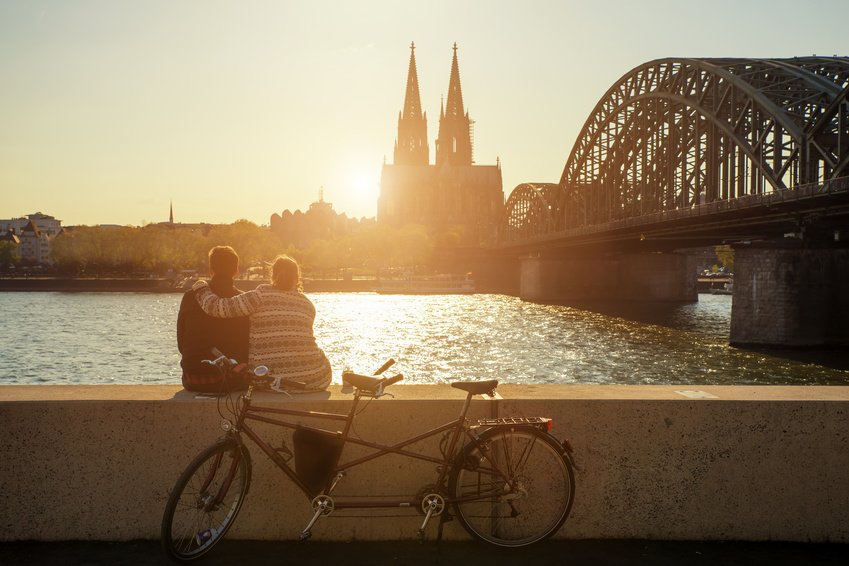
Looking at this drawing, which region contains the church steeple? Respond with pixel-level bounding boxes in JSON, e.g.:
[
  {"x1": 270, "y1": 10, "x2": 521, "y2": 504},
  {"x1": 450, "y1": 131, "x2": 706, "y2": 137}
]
[
  {"x1": 436, "y1": 43, "x2": 472, "y2": 167},
  {"x1": 393, "y1": 42, "x2": 429, "y2": 166},
  {"x1": 169, "y1": 199, "x2": 173, "y2": 223}
]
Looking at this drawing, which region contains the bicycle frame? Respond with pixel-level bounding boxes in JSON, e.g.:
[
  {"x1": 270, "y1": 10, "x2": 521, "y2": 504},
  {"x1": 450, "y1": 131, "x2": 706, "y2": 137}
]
[{"x1": 221, "y1": 383, "x2": 516, "y2": 511}]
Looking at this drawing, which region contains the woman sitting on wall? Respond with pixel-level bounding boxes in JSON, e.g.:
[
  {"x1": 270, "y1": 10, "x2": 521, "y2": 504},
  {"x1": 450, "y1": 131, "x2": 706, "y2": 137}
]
[{"x1": 192, "y1": 255, "x2": 331, "y2": 392}]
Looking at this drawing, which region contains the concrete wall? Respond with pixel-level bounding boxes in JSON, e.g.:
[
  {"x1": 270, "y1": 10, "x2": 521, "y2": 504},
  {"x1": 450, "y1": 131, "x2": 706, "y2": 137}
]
[
  {"x1": 731, "y1": 245, "x2": 849, "y2": 347},
  {"x1": 1, "y1": 385, "x2": 848, "y2": 543},
  {"x1": 520, "y1": 253, "x2": 698, "y2": 302}
]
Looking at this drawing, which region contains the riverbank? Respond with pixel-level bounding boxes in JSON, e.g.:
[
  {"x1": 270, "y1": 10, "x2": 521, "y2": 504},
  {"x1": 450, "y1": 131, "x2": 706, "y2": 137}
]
[
  {"x1": 3, "y1": 276, "x2": 730, "y2": 295},
  {"x1": 0, "y1": 276, "x2": 376, "y2": 293}
]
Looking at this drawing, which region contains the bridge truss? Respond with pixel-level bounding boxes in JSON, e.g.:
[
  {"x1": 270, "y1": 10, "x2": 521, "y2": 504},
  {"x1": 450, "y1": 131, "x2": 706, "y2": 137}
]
[{"x1": 502, "y1": 57, "x2": 849, "y2": 246}]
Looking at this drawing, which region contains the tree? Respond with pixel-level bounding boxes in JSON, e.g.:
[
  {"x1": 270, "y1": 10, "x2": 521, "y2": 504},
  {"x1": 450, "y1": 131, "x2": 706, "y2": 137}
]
[
  {"x1": 45, "y1": 219, "x2": 454, "y2": 278},
  {"x1": 715, "y1": 245, "x2": 734, "y2": 271},
  {"x1": 130, "y1": 226, "x2": 168, "y2": 273},
  {"x1": 350, "y1": 224, "x2": 396, "y2": 273},
  {"x1": 50, "y1": 227, "x2": 93, "y2": 273},
  {"x1": 0, "y1": 241, "x2": 19, "y2": 270},
  {"x1": 432, "y1": 229, "x2": 462, "y2": 247},
  {"x1": 395, "y1": 225, "x2": 431, "y2": 267},
  {"x1": 165, "y1": 229, "x2": 206, "y2": 272},
  {"x1": 206, "y1": 220, "x2": 283, "y2": 268}
]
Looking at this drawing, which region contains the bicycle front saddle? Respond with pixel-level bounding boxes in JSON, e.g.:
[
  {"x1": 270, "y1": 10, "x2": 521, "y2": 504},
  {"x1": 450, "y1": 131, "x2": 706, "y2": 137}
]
[
  {"x1": 343, "y1": 372, "x2": 403, "y2": 393},
  {"x1": 451, "y1": 380, "x2": 499, "y2": 395}
]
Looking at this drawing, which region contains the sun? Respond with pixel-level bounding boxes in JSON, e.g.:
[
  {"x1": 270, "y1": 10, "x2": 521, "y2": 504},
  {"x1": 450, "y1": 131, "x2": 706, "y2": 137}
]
[
  {"x1": 333, "y1": 165, "x2": 379, "y2": 217},
  {"x1": 349, "y1": 171, "x2": 377, "y2": 199}
]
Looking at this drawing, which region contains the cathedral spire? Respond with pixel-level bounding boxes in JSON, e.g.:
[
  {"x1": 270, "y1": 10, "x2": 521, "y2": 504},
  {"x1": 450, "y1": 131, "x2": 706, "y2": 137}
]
[
  {"x1": 403, "y1": 42, "x2": 423, "y2": 122},
  {"x1": 444, "y1": 42, "x2": 464, "y2": 121},
  {"x1": 393, "y1": 41, "x2": 429, "y2": 166},
  {"x1": 436, "y1": 42, "x2": 472, "y2": 167},
  {"x1": 169, "y1": 199, "x2": 173, "y2": 223}
]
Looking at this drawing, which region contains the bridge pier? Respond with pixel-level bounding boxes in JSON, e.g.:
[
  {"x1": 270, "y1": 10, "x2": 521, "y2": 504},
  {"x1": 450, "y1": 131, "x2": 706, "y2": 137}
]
[
  {"x1": 730, "y1": 243, "x2": 849, "y2": 348},
  {"x1": 519, "y1": 252, "x2": 698, "y2": 302}
]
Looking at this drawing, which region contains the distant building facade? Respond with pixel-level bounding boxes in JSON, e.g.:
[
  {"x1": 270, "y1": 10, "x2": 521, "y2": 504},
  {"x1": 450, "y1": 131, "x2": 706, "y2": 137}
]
[
  {"x1": 378, "y1": 43, "x2": 503, "y2": 245},
  {"x1": 0, "y1": 212, "x2": 62, "y2": 264},
  {"x1": 270, "y1": 190, "x2": 375, "y2": 249}
]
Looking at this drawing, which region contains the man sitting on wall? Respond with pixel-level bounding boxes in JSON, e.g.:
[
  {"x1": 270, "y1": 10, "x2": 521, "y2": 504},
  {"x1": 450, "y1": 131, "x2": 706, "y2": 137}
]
[{"x1": 177, "y1": 245, "x2": 250, "y2": 393}]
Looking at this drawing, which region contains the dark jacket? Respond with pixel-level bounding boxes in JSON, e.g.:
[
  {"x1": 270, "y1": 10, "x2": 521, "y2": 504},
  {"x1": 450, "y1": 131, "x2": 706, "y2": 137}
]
[{"x1": 177, "y1": 276, "x2": 250, "y2": 375}]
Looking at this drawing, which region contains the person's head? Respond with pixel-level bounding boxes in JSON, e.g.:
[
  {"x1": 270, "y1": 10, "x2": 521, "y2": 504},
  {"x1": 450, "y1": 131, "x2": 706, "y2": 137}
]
[
  {"x1": 208, "y1": 246, "x2": 239, "y2": 278},
  {"x1": 271, "y1": 255, "x2": 302, "y2": 291}
]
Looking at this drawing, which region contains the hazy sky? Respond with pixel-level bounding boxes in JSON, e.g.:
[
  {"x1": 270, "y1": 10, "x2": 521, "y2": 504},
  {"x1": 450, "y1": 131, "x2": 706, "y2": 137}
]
[{"x1": 1, "y1": 0, "x2": 846, "y2": 227}]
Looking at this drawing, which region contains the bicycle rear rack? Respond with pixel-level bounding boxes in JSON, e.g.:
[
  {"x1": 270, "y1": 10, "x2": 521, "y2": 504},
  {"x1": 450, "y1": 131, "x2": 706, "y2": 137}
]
[{"x1": 474, "y1": 417, "x2": 552, "y2": 431}]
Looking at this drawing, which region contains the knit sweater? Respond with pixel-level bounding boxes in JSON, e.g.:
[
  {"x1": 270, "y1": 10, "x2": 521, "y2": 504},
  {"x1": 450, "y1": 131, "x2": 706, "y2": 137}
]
[{"x1": 193, "y1": 281, "x2": 331, "y2": 392}]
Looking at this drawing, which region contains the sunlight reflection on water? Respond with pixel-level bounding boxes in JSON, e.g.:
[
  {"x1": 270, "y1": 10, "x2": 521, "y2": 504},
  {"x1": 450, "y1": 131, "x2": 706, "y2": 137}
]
[
  {"x1": 315, "y1": 293, "x2": 848, "y2": 386},
  {"x1": 1, "y1": 292, "x2": 847, "y2": 386}
]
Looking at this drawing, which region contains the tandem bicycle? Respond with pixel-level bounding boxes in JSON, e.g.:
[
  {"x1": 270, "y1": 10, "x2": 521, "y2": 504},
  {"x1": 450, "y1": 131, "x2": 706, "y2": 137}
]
[{"x1": 161, "y1": 349, "x2": 576, "y2": 563}]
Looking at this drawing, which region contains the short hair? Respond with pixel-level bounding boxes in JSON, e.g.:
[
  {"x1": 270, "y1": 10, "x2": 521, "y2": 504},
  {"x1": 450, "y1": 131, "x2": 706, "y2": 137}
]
[
  {"x1": 208, "y1": 246, "x2": 239, "y2": 277},
  {"x1": 271, "y1": 255, "x2": 302, "y2": 291}
]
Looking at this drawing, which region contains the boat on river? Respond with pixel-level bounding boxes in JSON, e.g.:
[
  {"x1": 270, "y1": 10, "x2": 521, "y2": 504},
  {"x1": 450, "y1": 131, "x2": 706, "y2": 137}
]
[
  {"x1": 710, "y1": 282, "x2": 733, "y2": 295},
  {"x1": 373, "y1": 274, "x2": 475, "y2": 295}
]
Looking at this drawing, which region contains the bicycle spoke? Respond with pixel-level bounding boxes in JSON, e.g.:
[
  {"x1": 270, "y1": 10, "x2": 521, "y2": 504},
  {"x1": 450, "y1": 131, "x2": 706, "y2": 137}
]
[
  {"x1": 511, "y1": 433, "x2": 537, "y2": 478},
  {"x1": 450, "y1": 428, "x2": 574, "y2": 547},
  {"x1": 161, "y1": 440, "x2": 251, "y2": 563}
]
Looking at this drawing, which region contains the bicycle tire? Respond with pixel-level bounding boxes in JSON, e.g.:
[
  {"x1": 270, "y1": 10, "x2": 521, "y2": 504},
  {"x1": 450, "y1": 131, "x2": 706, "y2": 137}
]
[
  {"x1": 161, "y1": 437, "x2": 252, "y2": 563},
  {"x1": 449, "y1": 426, "x2": 575, "y2": 547}
]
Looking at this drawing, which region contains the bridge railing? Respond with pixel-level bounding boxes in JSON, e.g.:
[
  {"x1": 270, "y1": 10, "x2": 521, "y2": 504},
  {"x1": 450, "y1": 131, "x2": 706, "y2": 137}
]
[{"x1": 501, "y1": 176, "x2": 849, "y2": 246}]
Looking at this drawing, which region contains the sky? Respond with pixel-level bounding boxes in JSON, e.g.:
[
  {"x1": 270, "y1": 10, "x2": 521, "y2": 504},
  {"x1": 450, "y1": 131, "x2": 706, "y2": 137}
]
[{"x1": 1, "y1": 0, "x2": 847, "y2": 227}]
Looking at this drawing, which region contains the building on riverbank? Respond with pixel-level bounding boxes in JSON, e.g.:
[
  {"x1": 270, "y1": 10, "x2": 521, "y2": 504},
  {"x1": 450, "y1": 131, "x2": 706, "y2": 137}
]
[
  {"x1": 0, "y1": 212, "x2": 62, "y2": 265},
  {"x1": 269, "y1": 189, "x2": 376, "y2": 250},
  {"x1": 378, "y1": 43, "x2": 504, "y2": 246}
]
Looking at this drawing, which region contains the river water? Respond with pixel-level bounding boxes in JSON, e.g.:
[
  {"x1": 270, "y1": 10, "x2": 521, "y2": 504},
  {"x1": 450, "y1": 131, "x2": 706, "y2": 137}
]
[{"x1": 1, "y1": 292, "x2": 847, "y2": 386}]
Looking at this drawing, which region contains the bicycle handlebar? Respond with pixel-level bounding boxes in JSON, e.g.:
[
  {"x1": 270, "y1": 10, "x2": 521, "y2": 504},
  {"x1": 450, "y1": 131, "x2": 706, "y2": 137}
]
[
  {"x1": 271, "y1": 376, "x2": 309, "y2": 390},
  {"x1": 207, "y1": 347, "x2": 236, "y2": 368},
  {"x1": 207, "y1": 350, "x2": 398, "y2": 393},
  {"x1": 205, "y1": 348, "x2": 308, "y2": 390},
  {"x1": 382, "y1": 373, "x2": 403, "y2": 387},
  {"x1": 374, "y1": 359, "x2": 395, "y2": 375}
]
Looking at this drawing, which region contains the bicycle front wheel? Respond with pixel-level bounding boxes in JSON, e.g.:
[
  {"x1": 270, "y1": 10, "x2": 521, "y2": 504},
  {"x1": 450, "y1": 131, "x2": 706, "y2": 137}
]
[
  {"x1": 449, "y1": 426, "x2": 574, "y2": 547},
  {"x1": 161, "y1": 437, "x2": 252, "y2": 563}
]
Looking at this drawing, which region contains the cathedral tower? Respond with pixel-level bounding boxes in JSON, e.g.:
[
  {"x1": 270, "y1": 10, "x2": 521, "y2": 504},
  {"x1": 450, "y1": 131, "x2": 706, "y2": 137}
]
[
  {"x1": 393, "y1": 42, "x2": 429, "y2": 166},
  {"x1": 436, "y1": 43, "x2": 472, "y2": 167},
  {"x1": 380, "y1": 42, "x2": 503, "y2": 245}
]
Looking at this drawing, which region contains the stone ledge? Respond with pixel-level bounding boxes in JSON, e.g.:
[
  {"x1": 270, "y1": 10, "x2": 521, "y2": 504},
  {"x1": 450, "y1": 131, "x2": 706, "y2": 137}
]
[{"x1": 1, "y1": 385, "x2": 847, "y2": 543}]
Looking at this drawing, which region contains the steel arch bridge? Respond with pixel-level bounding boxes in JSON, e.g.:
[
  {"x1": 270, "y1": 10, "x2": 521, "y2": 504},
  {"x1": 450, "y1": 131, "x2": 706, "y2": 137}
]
[{"x1": 501, "y1": 57, "x2": 849, "y2": 246}]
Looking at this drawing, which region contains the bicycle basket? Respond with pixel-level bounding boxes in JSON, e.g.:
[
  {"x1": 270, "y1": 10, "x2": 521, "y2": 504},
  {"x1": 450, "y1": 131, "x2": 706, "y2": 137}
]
[{"x1": 292, "y1": 429, "x2": 343, "y2": 494}]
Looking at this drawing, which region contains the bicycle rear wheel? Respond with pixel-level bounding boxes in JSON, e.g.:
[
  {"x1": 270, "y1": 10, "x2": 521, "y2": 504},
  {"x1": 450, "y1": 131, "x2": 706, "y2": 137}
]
[
  {"x1": 449, "y1": 426, "x2": 574, "y2": 547},
  {"x1": 161, "y1": 437, "x2": 252, "y2": 563}
]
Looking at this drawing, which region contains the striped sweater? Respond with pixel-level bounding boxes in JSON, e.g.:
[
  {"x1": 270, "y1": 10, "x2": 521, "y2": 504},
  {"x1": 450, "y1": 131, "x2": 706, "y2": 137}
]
[{"x1": 193, "y1": 281, "x2": 331, "y2": 392}]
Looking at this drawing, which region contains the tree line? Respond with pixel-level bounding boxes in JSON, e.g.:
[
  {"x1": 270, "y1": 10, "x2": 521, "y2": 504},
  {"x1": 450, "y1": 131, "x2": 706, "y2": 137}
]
[{"x1": 45, "y1": 220, "x2": 457, "y2": 278}]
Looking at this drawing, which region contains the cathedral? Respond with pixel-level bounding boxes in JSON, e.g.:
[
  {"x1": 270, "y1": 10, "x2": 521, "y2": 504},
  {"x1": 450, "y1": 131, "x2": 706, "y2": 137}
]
[{"x1": 378, "y1": 43, "x2": 503, "y2": 245}]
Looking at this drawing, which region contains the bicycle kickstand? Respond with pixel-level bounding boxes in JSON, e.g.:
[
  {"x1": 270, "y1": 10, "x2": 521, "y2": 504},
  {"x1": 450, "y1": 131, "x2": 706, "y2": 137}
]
[{"x1": 435, "y1": 511, "x2": 452, "y2": 546}]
